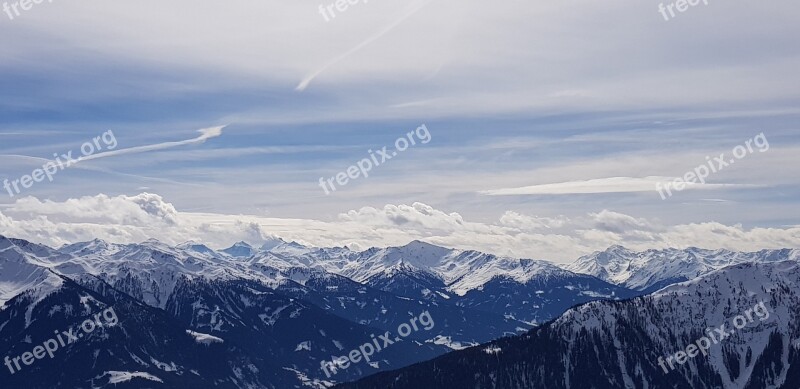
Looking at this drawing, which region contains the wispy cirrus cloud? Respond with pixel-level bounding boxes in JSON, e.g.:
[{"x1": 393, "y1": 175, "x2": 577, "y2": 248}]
[
  {"x1": 480, "y1": 177, "x2": 747, "y2": 196},
  {"x1": 296, "y1": 0, "x2": 435, "y2": 91},
  {"x1": 0, "y1": 126, "x2": 225, "y2": 167},
  {"x1": 75, "y1": 125, "x2": 226, "y2": 164}
]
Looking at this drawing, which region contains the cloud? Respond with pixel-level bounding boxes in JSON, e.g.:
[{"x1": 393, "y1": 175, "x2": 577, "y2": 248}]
[
  {"x1": 339, "y1": 203, "x2": 467, "y2": 231},
  {"x1": 589, "y1": 210, "x2": 654, "y2": 234},
  {"x1": 5, "y1": 1, "x2": 798, "y2": 122},
  {"x1": 498, "y1": 212, "x2": 568, "y2": 231},
  {"x1": 1, "y1": 193, "x2": 798, "y2": 263},
  {"x1": 296, "y1": 0, "x2": 434, "y2": 91},
  {"x1": 10, "y1": 193, "x2": 180, "y2": 225},
  {"x1": 0, "y1": 125, "x2": 225, "y2": 171},
  {"x1": 75, "y1": 125, "x2": 226, "y2": 164},
  {"x1": 481, "y1": 176, "x2": 742, "y2": 196}
]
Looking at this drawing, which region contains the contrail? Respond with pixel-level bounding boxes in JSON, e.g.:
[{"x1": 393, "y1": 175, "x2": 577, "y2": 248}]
[
  {"x1": 0, "y1": 125, "x2": 226, "y2": 182},
  {"x1": 296, "y1": 0, "x2": 434, "y2": 91},
  {"x1": 75, "y1": 125, "x2": 226, "y2": 164}
]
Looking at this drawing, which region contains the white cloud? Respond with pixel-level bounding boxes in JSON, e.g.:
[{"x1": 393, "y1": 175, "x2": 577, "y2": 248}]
[
  {"x1": 498, "y1": 212, "x2": 568, "y2": 231},
  {"x1": 11, "y1": 193, "x2": 180, "y2": 225},
  {"x1": 481, "y1": 177, "x2": 739, "y2": 196},
  {"x1": 1, "y1": 193, "x2": 798, "y2": 263},
  {"x1": 296, "y1": 0, "x2": 435, "y2": 91},
  {"x1": 589, "y1": 210, "x2": 654, "y2": 234},
  {"x1": 3, "y1": 1, "x2": 798, "y2": 120}
]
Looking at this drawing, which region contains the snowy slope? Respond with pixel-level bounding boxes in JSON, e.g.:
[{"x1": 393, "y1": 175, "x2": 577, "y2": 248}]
[
  {"x1": 1, "y1": 236, "x2": 537, "y2": 387},
  {"x1": 566, "y1": 245, "x2": 800, "y2": 291},
  {"x1": 0, "y1": 235, "x2": 64, "y2": 308},
  {"x1": 52, "y1": 239, "x2": 260, "y2": 308},
  {"x1": 257, "y1": 240, "x2": 606, "y2": 298},
  {"x1": 339, "y1": 260, "x2": 800, "y2": 389},
  {"x1": 4, "y1": 235, "x2": 798, "y2": 388},
  {"x1": 17, "y1": 237, "x2": 783, "y2": 316},
  {"x1": 1, "y1": 237, "x2": 639, "y2": 324}
]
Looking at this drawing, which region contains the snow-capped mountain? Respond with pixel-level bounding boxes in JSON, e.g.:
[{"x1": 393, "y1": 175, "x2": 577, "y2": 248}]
[
  {"x1": 9, "y1": 234, "x2": 633, "y2": 331},
  {"x1": 4, "y1": 233, "x2": 799, "y2": 388},
  {"x1": 18, "y1": 235, "x2": 792, "y2": 387},
  {"x1": 339, "y1": 260, "x2": 800, "y2": 389},
  {"x1": 7, "y1": 235, "x2": 631, "y2": 387},
  {"x1": 0, "y1": 236, "x2": 64, "y2": 307},
  {"x1": 565, "y1": 245, "x2": 800, "y2": 292},
  {"x1": 247, "y1": 240, "x2": 639, "y2": 324},
  {"x1": 220, "y1": 241, "x2": 257, "y2": 258},
  {"x1": 1, "y1": 270, "x2": 334, "y2": 388}
]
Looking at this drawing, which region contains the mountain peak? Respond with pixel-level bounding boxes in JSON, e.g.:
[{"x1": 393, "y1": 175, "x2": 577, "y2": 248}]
[
  {"x1": 58, "y1": 239, "x2": 114, "y2": 256},
  {"x1": 398, "y1": 240, "x2": 450, "y2": 254},
  {"x1": 568, "y1": 246, "x2": 800, "y2": 291},
  {"x1": 259, "y1": 237, "x2": 288, "y2": 251},
  {"x1": 177, "y1": 241, "x2": 216, "y2": 255},
  {"x1": 137, "y1": 238, "x2": 176, "y2": 253},
  {"x1": 222, "y1": 241, "x2": 256, "y2": 258},
  {"x1": 140, "y1": 238, "x2": 165, "y2": 247},
  {"x1": 604, "y1": 244, "x2": 630, "y2": 253},
  {"x1": 83, "y1": 238, "x2": 110, "y2": 249}
]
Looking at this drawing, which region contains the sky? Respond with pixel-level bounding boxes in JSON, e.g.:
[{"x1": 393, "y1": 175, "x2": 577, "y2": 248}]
[{"x1": 0, "y1": 0, "x2": 798, "y2": 262}]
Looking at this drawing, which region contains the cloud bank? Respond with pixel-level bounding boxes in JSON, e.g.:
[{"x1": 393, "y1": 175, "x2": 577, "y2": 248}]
[{"x1": 1, "y1": 193, "x2": 797, "y2": 263}]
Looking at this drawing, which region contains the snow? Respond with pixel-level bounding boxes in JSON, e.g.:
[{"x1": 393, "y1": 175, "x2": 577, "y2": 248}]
[
  {"x1": 0, "y1": 235, "x2": 621, "y2": 309},
  {"x1": 149, "y1": 357, "x2": 179, "y2": 372},
  {"x1": 5, "y1": 234, "x2": 799, "y2": 330},
  {"x1": 4, "y1": 233, "x2": 799, "y2": 389},
  {"x1": 102, "y1": 371, "x2": 164, "y2": 384},
  {"x1": 0, "y1": 239, "x2": 64, "y2": 309},
  {"x1": 552, "y1": 261, "x2": 800, "y2": 389},
  {"x1": 186, "y1": 330, "x2": 224, "y2": 345},
  {"x1": 221, "y1": 241, "x2": 255, "y2": 258},
  {"x1": 428, "y1": 335, "x2": 474, "y2": 350},
  {"x1": 259, "y1": 304, "x2": 291, "y2": 326},
  {"x1": 283, "y1": 367, "x2": 335, "y2": 389},
  {"x1": 565, "y1": 246, "x2": 800, "y2": 291},
  {"x1": 250, "y1": 240, "x2": 576, "y2": 297}
]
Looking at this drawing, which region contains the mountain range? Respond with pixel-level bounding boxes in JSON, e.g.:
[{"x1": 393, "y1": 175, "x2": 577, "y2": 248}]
[
  {"x1": 0, "y1": 234, "x2": 797, "y2": 388},
  {"x1": 338, "y1": 260, "x2": 800, "y2": 388},
  {"x1": 567, "y1": 245, "x2": 800, "y2": 292}
]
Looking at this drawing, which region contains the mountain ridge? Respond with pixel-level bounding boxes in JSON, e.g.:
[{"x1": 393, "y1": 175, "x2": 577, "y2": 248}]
[
  {"x1": 337, "y1": 260, "x2": 800, "y2": 389},
  {"x1": 565, "y1": 245, "x2": 800, "y2": 291}
]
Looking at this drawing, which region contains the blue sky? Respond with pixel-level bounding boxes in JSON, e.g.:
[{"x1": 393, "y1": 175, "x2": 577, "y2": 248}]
[{"x1": 0, "y1": 0, "x2": 798, "y2": 261}]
